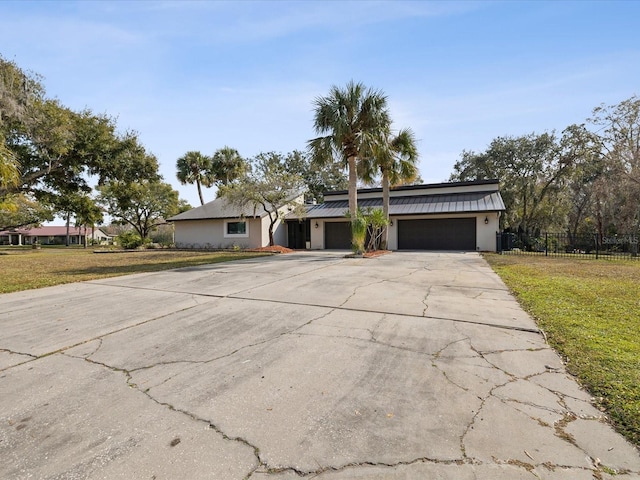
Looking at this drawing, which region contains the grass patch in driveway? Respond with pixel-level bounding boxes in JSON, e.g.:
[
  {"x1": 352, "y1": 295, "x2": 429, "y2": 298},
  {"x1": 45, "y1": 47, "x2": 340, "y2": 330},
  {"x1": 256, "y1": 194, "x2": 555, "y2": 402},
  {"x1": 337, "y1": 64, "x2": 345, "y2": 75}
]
[
  {"x1": 484, "y1": 253, "x2": 640, "y2": 447},
  {"x1": 0, "y1": 247, "x2": 270, "y2": 294}
]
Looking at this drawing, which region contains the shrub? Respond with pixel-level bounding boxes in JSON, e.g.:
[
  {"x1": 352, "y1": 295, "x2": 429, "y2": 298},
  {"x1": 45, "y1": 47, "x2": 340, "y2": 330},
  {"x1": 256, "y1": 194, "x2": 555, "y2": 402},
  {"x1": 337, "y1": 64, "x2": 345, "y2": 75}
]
[
  {"x1": 118, "y1": 231, "x2": 144, "y2": 249},
  {"x1": 351, "y1": 214, "x2": 367, "y2": 254},
  {"x1": 364, "y1": 207, "x2": 389, "y2": 251},
  {"x1": 150, "y1": 228, "x2": 173, "y2": 247}
]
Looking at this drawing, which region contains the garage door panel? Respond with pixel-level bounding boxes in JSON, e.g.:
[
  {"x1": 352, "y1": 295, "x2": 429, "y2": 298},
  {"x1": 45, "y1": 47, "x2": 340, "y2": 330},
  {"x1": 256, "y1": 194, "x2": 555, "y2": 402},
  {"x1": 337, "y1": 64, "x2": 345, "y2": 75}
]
[
  {"x1": 398, "y1": 218, "x2": 476, "y2": 250},
  {"x1": 325, "y1": 222, "x2": 351, "y2": 249}
]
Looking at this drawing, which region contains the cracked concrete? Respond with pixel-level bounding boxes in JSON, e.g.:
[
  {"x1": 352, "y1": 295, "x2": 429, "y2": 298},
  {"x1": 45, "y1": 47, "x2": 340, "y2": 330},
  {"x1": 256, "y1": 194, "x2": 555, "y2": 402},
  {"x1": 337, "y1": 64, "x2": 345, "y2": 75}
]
[{"x1": 1, "y1": 251, "x2": 638, "y2": 479}]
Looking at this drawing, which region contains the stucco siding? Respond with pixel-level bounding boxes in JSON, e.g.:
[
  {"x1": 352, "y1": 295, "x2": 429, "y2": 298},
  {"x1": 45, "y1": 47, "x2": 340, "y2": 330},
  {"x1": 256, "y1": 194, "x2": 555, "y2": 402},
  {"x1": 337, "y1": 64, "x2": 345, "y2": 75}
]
[
  {"x1": 174, "y1": 218, "x2": 263, "y2": 249},
  {"x1": 173, "y1": 214, "x2": 290, "y2": 249},
  {"x1": 259, "y1": 207, "x2": 291, "y2": 247},
  {"x1": 269, "y1": 217, "x2": 287, "y2": 247},
  {"x1": 477, "y1": 212, "x2": 500, "y2": 252},
  {"x1": 173, "y1": 219, "x2": 224, "y2": 248},
  {"x1": 309, "y1": 219, "x2": 325, "y2": 249}
]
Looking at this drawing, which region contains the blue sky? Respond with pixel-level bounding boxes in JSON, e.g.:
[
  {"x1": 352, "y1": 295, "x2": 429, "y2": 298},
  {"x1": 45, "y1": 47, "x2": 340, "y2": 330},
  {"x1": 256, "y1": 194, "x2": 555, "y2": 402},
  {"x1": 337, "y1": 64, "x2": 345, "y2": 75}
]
[{"x1": 1, "y1": 0, "x2": 639, "y2": 208}]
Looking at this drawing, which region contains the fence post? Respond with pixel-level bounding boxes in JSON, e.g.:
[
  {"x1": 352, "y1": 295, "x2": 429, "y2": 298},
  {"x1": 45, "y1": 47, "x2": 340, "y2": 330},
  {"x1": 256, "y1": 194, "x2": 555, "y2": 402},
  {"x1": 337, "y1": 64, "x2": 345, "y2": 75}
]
[
  {"x1": 595, "y1": 234, "x2": 599, "y2": 259},
  {"x1": 545, "y1": 233, "x2": 548, "y2": 256}
]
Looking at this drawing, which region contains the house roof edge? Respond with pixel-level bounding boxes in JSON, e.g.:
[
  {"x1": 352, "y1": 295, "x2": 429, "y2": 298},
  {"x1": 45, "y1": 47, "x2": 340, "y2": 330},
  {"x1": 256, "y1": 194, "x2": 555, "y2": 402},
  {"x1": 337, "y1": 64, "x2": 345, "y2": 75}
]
[{"x1": 323, "y1": 179, "x2": 500, "y2": 197}]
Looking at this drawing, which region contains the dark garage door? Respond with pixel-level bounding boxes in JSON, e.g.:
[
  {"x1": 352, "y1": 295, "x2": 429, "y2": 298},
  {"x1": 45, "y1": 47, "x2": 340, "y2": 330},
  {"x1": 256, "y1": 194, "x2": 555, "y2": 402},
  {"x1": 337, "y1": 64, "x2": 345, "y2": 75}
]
[
  {"x1": 398, "y1": 218, "x2": 476, "y2": 250},
  {"x1": 325, "y1": 221, "x2": 351, "y2": 249}
]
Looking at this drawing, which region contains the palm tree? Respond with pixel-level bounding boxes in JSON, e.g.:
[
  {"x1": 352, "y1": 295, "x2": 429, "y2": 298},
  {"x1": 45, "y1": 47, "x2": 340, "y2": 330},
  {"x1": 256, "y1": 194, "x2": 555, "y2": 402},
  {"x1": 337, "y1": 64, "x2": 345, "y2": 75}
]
[
  {"x1": 308, "y1": 81, "x2": 391, "y2": 232},
  {"x1": 362, "y1": 128, "x2": 419, "y2": 248},
  {"x1": 211, "y1": 147, "x2": 248, "y2": 186},
  {"x1": 176, "y1": 151, "x2": 214, "y2": 206}
]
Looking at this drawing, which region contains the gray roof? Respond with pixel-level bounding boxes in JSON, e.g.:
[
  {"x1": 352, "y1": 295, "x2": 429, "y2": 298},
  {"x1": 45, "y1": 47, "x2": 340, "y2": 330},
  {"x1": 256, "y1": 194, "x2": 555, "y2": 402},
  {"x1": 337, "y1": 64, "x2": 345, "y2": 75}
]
[
  {"x1": 168, "y1": 197, "x2": 271, "y2": 221},
  {"x1": 288, "y1": 191, "x2": 505, "y2": 219},
  {"x1": 324, "y1": 178, "x2": 501, "y2": 198}
]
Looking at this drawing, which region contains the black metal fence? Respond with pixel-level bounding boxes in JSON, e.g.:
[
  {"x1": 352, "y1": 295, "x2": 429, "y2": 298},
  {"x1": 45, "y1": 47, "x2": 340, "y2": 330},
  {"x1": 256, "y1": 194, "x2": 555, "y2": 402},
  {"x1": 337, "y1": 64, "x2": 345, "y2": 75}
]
[{"x1": 497, "y1": 232, "x2": 639, "y2": 260}]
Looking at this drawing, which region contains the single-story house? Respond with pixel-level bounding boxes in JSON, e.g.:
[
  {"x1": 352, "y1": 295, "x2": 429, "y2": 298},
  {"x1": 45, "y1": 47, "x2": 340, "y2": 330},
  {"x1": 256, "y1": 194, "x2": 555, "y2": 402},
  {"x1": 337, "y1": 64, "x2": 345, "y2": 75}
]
[
  {"x1": 286, "y1": 179, "x2": 505, "y2": 252},
  {"x1": 168, "y1": 195, "x2": 304, "y2": 249},
  {"x1": 0, "y1": 226, "x2": 114, "y2": 246},
  {"x1": 169, "y1": 180, "x2": 505, "y2": 252}
]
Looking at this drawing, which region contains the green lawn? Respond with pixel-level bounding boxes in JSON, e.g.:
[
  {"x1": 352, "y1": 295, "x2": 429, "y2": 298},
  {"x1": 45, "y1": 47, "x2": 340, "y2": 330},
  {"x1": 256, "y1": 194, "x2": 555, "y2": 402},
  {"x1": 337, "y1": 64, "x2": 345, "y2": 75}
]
[
  {"x1": 0, "y1": 247, "x2": 270, "y2": 294},
  {"x1": 484, "y1": 253, "x2": 640, "y2": 447}
]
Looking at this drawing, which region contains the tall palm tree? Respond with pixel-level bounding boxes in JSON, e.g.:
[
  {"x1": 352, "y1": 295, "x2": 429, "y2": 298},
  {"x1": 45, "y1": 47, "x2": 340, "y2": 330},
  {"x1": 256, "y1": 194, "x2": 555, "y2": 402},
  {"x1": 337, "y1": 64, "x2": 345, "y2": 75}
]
[
  {"x1": 362, "y1": 128, "x2": 419, "y2": 248},
  {"x1": 308, "y1": 81, "x2": 391, "y2": 226},
  {"x1": 176, "y1": 151, "x2": 213, "y2": 206},
  {"x1": 211, "y1": 146, "x2": 248, "y2": 186}
]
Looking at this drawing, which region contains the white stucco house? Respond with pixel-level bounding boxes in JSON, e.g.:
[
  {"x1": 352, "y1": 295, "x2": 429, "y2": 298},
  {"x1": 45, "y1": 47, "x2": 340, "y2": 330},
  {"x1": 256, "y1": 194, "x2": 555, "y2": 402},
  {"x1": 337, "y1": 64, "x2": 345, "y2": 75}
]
[
  {"x1": 168, "y1": 195, "x2": 303, "y2": 249},
  {"x1": 168, "y1": 180, "x2": 505, "y2": 252}
]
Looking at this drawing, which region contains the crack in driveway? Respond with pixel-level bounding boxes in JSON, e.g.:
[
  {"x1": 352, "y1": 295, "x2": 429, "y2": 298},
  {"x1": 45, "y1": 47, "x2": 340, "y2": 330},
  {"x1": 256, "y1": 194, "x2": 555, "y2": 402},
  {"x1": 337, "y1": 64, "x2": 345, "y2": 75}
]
[{"x1": 3, "y1": 252, "x2": 637, "y2": 479}]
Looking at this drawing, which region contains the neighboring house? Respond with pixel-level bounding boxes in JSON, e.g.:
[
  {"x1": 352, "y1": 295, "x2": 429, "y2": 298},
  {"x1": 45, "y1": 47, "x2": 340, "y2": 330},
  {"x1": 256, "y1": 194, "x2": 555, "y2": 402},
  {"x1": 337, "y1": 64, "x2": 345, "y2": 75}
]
[
  {"x1": 168, "y1": 195, "x2": 304, "y2": 249},
  {"x1": 286, "y1": 179, "x2": 506, "y2": 252},
  {"x1": 0, "y1": 226, "x2": 114, "y2": 246}
]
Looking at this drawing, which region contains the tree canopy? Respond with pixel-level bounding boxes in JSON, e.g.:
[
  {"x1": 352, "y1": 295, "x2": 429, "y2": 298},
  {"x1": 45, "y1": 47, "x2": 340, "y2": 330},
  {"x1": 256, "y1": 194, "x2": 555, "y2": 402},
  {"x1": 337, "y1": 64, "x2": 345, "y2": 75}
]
[
  {"x1": 450, "y1": 96, "x2": 640, "y2": 237},
  {"x1": 211, "y1": 146, "x2": 248, "y2": 187},
  {"x1": 281, "y1": 150, "x2": 347, "y2": 203},
  {"x1": 175, "y1": 147, "x2": 249, "y2": 206},
  {"x1": 308, "y1": 81, "x2": 391, "y2": 223},
  {"x1": 98, "y1": 179, "x2": 182, "y2": 240},
  {"x1": 217, "y1": 151, "x2": 306, "y2": 246},
  {"x1": 176, "y1": 151, "x2": 214, "y2": 206},
  {"x1": 1, "y1": 56, "x2": 160, "y2": 230}
]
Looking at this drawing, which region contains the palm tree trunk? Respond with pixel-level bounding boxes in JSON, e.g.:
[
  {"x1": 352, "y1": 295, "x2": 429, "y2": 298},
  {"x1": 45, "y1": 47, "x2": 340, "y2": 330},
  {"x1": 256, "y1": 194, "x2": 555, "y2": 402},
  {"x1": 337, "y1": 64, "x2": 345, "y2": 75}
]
[
  {"x1": 381, "y1": 169, "x2": 390, "y2": 249},
  {"x1": 348, "y1": 155, "x2": 358, "y2": 218},
  {"x1": 196, "y1": 180, "x2": 205, "y2": 206},
  {"x1": 65, "y1": 213, "x2": 70, "y2": 247}
]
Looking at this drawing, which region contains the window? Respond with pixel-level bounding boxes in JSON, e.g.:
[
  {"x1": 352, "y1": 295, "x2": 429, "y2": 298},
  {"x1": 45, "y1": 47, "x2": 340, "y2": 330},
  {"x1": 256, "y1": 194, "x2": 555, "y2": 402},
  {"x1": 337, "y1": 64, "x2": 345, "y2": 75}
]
[
  {"x1": 224, "y1": 220, "x2": 249, "y2": 238},
  {"x1": 227, "y1": 221, "x2": 246, "y2": 235}
]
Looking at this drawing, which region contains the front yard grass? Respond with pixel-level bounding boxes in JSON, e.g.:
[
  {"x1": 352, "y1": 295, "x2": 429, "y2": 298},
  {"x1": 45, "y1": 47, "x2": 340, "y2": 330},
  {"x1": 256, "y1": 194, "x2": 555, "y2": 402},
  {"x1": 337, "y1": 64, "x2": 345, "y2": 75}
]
[
  {"x1": 484, "y1": 253, "x2": 640, "y2": 447},
  {"x1": 0, "y1": 247, "x2": 270, "y2": 294}
]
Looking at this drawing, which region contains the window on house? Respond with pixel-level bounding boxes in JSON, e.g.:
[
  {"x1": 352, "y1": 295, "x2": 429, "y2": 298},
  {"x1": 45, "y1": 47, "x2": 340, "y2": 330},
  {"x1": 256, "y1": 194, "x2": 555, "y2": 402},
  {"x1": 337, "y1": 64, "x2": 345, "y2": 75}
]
[{"x1": 226, "y1": 221, "x2": 247, "y2": 236}]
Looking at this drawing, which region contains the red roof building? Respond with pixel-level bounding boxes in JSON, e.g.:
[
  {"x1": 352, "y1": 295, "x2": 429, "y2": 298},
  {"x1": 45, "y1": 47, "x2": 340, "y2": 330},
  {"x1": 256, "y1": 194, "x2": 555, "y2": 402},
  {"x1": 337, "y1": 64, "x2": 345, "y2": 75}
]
[{"x1": 0, "y1": 226, "x2": 113, "y2": 246}]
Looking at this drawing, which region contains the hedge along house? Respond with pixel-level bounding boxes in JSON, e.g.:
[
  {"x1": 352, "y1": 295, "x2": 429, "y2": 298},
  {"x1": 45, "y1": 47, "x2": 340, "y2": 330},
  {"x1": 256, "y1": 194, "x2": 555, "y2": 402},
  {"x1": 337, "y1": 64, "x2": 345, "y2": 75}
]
[
  {"x1": 286, "y1": 179, "x2": 505, "y2": 252},
  {"x1": 168, "y1": 195, "x2": 304, "y2": 249}
]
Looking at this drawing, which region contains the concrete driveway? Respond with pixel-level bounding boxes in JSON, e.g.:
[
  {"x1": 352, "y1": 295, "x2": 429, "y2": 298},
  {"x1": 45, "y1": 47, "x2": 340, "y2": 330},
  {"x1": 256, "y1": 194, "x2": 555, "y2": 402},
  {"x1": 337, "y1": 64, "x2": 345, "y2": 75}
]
[{"x1": 1, "y1": 251, "x2": 639, "y2": 479}]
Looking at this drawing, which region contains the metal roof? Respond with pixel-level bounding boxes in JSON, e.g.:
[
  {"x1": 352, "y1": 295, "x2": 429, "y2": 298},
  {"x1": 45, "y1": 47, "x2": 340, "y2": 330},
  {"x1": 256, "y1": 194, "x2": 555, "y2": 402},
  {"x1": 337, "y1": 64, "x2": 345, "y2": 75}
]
[
  {"x1": 324, "y1": 178, "x2": 501, "y2": 197},
  {"x1": 287, "y1": 191, "x2": 505, "y2": 219}
]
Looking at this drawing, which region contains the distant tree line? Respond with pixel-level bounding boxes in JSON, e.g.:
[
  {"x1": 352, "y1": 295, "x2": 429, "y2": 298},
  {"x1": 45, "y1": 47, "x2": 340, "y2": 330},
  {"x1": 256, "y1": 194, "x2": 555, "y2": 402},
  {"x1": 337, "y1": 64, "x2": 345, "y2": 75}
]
[{"x1": 450, "y1": 96, "x2": 640, "y2": 238}]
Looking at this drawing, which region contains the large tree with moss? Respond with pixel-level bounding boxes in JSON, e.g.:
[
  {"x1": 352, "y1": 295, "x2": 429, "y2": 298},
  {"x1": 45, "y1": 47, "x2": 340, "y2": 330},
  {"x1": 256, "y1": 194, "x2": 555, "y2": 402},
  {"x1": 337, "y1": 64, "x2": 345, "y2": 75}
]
[{"x1": 0, "y1": 56, "x2": 159, "y2": 230}]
